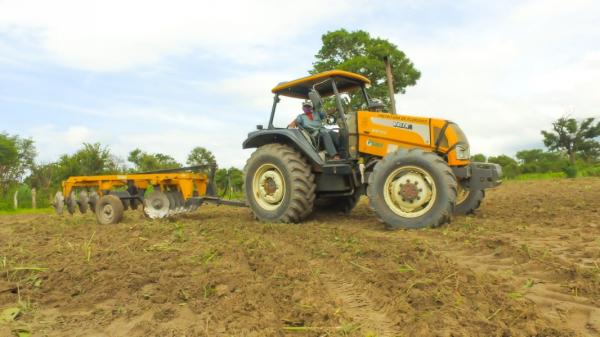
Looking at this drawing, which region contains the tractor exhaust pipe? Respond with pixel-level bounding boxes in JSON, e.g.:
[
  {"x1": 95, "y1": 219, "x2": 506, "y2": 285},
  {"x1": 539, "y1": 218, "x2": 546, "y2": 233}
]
[{"x1": 383, "y1": 56, "x2": 397, "y2": 114}]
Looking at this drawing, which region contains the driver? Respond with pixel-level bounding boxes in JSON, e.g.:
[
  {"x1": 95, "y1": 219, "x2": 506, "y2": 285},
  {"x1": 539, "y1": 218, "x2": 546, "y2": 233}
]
[{"x1": 288, "y1": 100, "x2": 343, "y2": 160}]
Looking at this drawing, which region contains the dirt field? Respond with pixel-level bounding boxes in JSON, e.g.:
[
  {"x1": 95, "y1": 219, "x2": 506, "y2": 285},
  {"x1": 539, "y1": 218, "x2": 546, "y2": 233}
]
[{"x1": 1, "y1": 178, "x2": 599, "y2": 337}]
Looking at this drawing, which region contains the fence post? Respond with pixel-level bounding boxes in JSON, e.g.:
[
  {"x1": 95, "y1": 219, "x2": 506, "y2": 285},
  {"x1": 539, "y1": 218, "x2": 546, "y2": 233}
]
[
  {"x1": 13, "y1": 190, "x2": 18, "y2": 209},
  {"x1": 32, "y1": 188, "x2": 37, "y2": 209}
]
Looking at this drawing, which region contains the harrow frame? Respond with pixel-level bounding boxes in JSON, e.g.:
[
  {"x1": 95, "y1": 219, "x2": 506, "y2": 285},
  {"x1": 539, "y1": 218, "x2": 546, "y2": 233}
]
[{"x1": 54, "y1": 165, "x2": 246, "y2": 224}]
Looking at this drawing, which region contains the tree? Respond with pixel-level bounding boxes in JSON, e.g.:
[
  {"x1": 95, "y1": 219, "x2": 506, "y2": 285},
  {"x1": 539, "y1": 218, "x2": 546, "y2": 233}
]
[
  {"x1": 470, "y1": 153, "x2": 486, "y2": 162},
  {"x1": 128, "y1": 148, "x2": 181, "y2": 172},
  {"x1": 541, "y1": 116, "x2": 600, "y2": 164},
  {"x1": 311, "y1": 29, "x2": 420, "y2": 108},
  {"x1": 55, "y1": 143, "x2": 121, "y2": 184},
  {"x1": 515, "y1": 149, "x2": 568, "y2": 173},
  {"x1": 187, "y1": 147, "x2": 217, "y2": 170},
  {"x1": 215, "y1": 167, "x2": 243, "y2": 196},
  {"x1": 27, "y1": 163, "x2": 57, "y2": 191},
  {"x1": 0, "y1": 133, "x2": 36, "y2": 195},
  {"x1": 488, "y1": 155, "x2": 520, "y2": 178}
]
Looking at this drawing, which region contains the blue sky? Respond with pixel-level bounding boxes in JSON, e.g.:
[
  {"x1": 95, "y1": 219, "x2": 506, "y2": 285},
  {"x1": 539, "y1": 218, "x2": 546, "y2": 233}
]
[{"x1": 1, "y1": 0, "x2": 599, "y2": 168}]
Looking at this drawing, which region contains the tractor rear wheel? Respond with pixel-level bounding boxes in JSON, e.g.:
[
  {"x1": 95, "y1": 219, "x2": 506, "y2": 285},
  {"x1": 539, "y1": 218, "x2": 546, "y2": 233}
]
[
  {"x1": 367, "y1": 149, "x2": 457, "y2": 229},
  {"x1": 95, "y1": 195, "x2": 124, "y2": 225},
  {"x1": 454, "y1": 183, "x2": 484, "y2": 215},
  {"x1": 244, "y1": 144, "x2": 316, "y2": 223}
]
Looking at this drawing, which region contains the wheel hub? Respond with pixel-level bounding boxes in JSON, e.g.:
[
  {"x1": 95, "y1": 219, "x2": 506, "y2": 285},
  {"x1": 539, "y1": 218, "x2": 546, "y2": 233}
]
[
  {"x1": 258, "y1": 170, "x2": 283, "y2": 204},
  {"x1": 262, "y1": 177, "x2": 278, "y2": 195},
  {"x1": 399, "y1": 181, "x2": 419, "y2": 201},
  {"x1": 102, "y1": 204, "x2": 113, "y2": 217}
]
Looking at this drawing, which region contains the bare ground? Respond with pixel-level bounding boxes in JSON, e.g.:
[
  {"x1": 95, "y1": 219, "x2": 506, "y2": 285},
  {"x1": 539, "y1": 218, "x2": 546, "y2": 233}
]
[{"x1": 1, "y1": 178, "x2": 599, "y2": 337}]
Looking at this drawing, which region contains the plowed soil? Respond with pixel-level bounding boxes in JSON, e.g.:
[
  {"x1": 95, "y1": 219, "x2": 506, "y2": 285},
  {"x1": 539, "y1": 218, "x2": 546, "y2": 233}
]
[{"x1": 1, "y1": 178, "x2": 599, "y2": 337}]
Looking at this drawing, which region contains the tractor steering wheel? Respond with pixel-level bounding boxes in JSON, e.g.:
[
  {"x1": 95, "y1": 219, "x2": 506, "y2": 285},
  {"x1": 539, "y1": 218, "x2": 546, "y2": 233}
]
[{"x1": 325, "y1": 113, "x2": 337, "y2": 126}]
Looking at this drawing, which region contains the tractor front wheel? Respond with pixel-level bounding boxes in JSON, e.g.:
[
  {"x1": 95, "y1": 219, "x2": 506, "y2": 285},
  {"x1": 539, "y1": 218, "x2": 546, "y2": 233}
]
[
  {"x1": 367, "y1": 149, "x2": 457, "y2": 229},
  {"x1": 454, "y1": 183, "x2": 485, "y2": 215},
  {"x1": 244, "y1": 144, "x2": 316, "y2": 223}
]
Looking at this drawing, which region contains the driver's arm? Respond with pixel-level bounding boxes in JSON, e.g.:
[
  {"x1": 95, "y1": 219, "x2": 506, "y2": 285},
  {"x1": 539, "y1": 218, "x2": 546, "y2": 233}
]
[{"x1": 288, "y1": 115, "x2": 301, "y2": 128}]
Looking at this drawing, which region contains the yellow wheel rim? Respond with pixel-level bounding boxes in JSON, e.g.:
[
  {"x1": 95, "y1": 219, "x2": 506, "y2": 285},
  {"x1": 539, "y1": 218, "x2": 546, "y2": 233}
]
[
  {"x1": 383, "y1": 165, "x2": 437, "y2": 218},
  {"x1": 252, "y1": 163, "x2": 286, "y2": 211},
  {"x1": 456, "y1": 183, "x2": 470, "y2": 205}
]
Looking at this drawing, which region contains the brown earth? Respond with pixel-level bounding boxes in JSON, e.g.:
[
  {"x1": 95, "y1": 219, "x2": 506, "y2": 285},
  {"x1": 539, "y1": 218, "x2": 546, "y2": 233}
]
[{"x1": 0, "y1": 178, "x2": 599, "y2": 337}]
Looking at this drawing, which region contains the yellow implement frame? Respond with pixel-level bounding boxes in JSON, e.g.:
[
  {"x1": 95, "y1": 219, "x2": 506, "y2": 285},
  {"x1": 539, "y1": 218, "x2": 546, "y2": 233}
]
[{"x1": 62, "y1": 172, "x2": 208, "y2": 199}]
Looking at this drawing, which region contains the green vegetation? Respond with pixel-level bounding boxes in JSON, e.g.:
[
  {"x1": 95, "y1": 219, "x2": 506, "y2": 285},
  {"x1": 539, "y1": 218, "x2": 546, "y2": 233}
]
[
  {"x1": 311, "y1": 29, "x2": 420, "y2": 108},
  {"x1": 2, "y1": 114, "x2": 598, "y2": 211},
  {"x1": 0, "y1": 137, "x2": 243, "y2": 211},
  {"x1": 471, "y1": 116, "x2": 600, "y2": 180},
  {"x1": 127, "y1": 148, "x2": 181, "y2": 171},
  {"x1": 541, "y1": 116, "x2": 600, "y2": 164}
]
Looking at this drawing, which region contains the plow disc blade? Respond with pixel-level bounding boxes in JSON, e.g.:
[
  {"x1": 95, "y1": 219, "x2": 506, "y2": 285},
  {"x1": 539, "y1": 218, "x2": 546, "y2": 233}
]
[
  {"x1": 77, "y1": 191, "x2": 89, "y2": 213},
  {"x1": 143, "y1": 191, "x2": 170, "y2": 219},
  {"x1": 88, "y1": 192, "x2": 99, "y2": 212},
  {"x1": 53, "y1": 191, "x2": 65, "y2": 215},
  {"x1": 66, "y1": 192, "x2": 78, "y2": 215}
]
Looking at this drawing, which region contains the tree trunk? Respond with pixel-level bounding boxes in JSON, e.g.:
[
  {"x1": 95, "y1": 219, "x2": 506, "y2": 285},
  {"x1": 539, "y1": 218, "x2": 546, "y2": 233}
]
[
  {"x1": 13, "y1": 190, "x2": 18, "y2": 209},
  {"x1": 31, "y1": 188, "x2": 37, "y2": 209},
  {"x1": 568, "y1": 151, "x2": 576, "y2": 165}
]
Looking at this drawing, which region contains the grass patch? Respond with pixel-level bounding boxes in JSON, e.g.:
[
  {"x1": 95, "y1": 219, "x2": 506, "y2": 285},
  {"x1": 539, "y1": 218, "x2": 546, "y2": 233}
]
[
  {"x1": 512, "y1": 172, "x2": 565, "y2": 180},
  {"x1": 0, "y1": 208, "x2": 53, "y2": 216}
]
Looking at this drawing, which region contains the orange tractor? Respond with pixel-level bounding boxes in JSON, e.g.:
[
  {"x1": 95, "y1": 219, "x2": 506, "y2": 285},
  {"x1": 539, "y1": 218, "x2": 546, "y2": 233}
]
[{"x1": 242, "y1": 70, "x2": 502, "y2": 229}]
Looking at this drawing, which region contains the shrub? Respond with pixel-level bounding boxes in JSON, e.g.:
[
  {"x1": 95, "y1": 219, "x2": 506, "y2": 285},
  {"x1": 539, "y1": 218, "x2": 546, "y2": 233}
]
[{"x1": 562, "y1": 165, "x2": 577, "y2": 178}]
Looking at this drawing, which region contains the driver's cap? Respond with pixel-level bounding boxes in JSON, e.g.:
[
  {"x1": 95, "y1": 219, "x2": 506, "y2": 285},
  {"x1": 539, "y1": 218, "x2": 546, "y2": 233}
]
[{"x1": 302, "y1": 100, "x2": 313, "y2": 108}]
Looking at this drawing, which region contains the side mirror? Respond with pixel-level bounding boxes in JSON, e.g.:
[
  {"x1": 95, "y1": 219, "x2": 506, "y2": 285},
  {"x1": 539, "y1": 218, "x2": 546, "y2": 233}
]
[{"x1": 256, "y1": 124, "x2": 263, "y2": 130}]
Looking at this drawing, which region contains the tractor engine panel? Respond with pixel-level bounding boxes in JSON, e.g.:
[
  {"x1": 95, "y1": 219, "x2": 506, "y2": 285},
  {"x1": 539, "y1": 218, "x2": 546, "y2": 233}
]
[{"x1": 356, "y1": 111, "x2": 469, "y2": 166}]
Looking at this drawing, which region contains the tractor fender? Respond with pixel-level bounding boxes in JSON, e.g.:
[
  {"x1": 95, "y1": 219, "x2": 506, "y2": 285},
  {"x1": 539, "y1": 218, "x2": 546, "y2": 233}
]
[{"x1": 243, "y1": 129, "x2": 324, "y2": 166}]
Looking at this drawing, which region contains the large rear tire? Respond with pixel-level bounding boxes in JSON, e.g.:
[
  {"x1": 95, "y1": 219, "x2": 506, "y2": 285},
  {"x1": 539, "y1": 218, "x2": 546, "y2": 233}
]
[
  {"x1": 367, "y1": 149, "x2": 456, "y2": 229},
  {"x1": 244, "y1": 144, "x2": 316, "y2": 223},
  {"x1": 454, "y1": 183, "x2": 484, "y2": 215}
]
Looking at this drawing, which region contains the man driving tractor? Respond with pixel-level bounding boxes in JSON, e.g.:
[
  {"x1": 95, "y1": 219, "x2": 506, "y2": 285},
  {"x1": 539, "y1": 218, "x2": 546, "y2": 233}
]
[{"x1": 288, "y1": 100, "x2": 344, "y2": 160}]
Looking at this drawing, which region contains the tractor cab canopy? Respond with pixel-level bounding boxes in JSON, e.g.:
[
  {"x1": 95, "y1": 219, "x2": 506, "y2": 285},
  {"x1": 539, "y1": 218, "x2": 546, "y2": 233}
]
[{"x1": 272, "y1": 70, "x2": 370, "y2": 99}]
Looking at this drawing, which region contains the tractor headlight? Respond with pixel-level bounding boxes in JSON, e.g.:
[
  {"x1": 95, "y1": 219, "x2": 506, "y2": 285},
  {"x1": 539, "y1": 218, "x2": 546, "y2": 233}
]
[{"x1": 455, "y1": 144, "x2": 470, "y2": 160}]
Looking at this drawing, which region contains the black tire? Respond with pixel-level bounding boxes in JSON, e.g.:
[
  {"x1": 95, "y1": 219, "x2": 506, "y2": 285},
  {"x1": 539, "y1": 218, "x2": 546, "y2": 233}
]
[
  {"x1": 454, "y1": 185, "x2": 485, "y2": 215},
  {"x1": 95, "y1": 195, "x2": 124, "y2": 225},
  {"x1": 244, "y1": 144, "x2": 316, "y2": 223},
  {"x1": 367, "y1": 149, "x2": 457, "y2": 229}
]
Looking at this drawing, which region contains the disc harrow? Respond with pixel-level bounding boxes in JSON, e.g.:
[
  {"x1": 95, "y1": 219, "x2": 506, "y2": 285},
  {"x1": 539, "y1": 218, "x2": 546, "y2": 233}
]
[{"x1": 52, "y1": 167, "x2": 220, "y2": 224}]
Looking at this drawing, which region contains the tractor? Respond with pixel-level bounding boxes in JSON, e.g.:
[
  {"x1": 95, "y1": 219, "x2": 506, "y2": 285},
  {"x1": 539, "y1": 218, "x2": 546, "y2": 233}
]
[{"x1": 242, "y1": 70, "x2": 502, "y2": 229}]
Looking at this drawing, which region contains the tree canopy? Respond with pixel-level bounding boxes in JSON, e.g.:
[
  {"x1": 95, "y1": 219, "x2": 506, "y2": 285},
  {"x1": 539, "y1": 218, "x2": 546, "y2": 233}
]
[
  {"x1": 187, "y1": 146, "x2": 217, "y2": 170},
  {"x1": 128, "y1": 148, "x2": 181, "y2": 172},
  {"x1": 311, "y1": 29, "x2": 420, "y2": 108},
  {"x1": 515, "y1": 149, "x2": 568, "y2": 173},
  {"x1": 541, "y1": 117, "x2": 600, "y2": 164},
  {"x1": 0, "y1": 133, "x2": 36, "y2": 195},
  {"x1": 54, "y1": 143, "x2": 121, "y2": 184}
]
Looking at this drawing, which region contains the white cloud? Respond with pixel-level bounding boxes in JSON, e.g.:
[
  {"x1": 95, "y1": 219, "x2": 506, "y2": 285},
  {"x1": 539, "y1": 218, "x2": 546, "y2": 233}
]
[
  {"x1": 29, "y1": 124, "x2": 100, "y2": 161},
  {"x1": 4, "y1": 0, "x2": 600, "y2": 166},
  {"x1": 383, "y1": 0, "x2": 600, "y2": 156},
  {"x1": 0, "y1": 0, "x2": 356, "y2": 71}
]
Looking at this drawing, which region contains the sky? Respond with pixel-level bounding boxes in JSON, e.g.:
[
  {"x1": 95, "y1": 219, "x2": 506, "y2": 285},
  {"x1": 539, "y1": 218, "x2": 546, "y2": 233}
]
[{"x1": 1, "y1": 0, "x2": 599, "y2": 168}]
